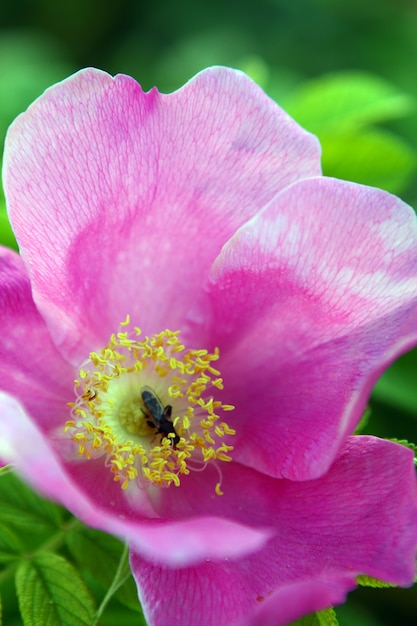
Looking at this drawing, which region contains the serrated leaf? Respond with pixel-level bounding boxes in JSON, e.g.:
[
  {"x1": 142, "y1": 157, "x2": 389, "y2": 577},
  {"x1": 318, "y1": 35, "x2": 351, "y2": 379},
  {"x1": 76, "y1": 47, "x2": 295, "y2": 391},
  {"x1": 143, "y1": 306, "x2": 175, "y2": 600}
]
[
  {"x1": 15, "y1": 552, "x2": 96, "y2": 626},
  {"x1": 285, "y1": 71, "x2": 414, "y2": 135},
  {"x1": 317, "y1": 609, "x2": 339, "y2": 626},
  {"x1": 388, "y1": 439, "x2": 417, "y2": 462},
  {"x1": 290, "y1": 607, "x2": 339, "y2": 626},
  {"x1": 320, "y1": 128, "x2": 417, "y2": 194},
  {"x1": 66, "y1": 528, "x2": 141, "y2": 611},
  {"x1": 0, "y1": 473, "x2": 64, "y2": 537},
  {"x1": 356, "y1": 575, "x2": 395, "y2": 588},
  {"x1": 0, "y1": 523, "x2": 24, "y2": 563}
]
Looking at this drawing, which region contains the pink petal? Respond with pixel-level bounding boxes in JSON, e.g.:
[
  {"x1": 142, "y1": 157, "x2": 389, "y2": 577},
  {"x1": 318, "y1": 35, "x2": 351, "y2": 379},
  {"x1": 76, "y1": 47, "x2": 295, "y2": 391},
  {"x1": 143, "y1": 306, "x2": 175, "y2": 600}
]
[
  {"x1": 3, "y1": 67, "x2": 321, "y2": 364},
  {"x1": 131, "y1": 436, "x2": 417, "y2": 626},
  {"x1": 0, "y1": 392, "x2": 270, "y2": 565},
  {"x1": 0, "y1": 246, "x2": 74, "y2": 431},
  {"x1": 236, "y1": 578, "x2": 355, "y2": 626},
  {"x1": 133, "y1": 562, "x2": 354, "y2": 626},
  {"x1": 204, "y1": 176, "x2": 417, "y2": 480}
]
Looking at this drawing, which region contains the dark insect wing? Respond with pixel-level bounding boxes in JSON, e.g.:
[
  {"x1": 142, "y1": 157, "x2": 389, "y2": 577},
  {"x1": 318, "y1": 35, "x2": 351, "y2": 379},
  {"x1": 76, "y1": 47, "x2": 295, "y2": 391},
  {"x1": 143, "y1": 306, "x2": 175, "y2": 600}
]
[
  {"x1": 141, "y1": 386, "x2": 164, "y2": 423},
  {"x1": 141, "y1": 385, "x2": 179, "y2": 447}
]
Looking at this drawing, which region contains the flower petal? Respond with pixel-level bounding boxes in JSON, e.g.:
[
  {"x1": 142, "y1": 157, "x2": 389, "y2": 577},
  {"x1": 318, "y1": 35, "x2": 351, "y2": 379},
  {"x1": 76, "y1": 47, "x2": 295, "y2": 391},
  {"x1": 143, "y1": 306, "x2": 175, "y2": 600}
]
[
  {"x1": 235, "y1": 578, "x2": 354, "y2": 626},
  {"x1": 0, "y1": 392, "x2": 270, "y2": 565},
  {"x1": 0, "y1": 246, "x2": 73, "y2": 430},
  {"x1": 131, "y1": 436, "x2": 417, "y2": 626},
  {"x1": 3, "y1": 67, "x2": 321, "y2": 363},
  {"x1": 132, "y1": 561, "x2": 353, "y2": 626},
  {"x1": 204, "y1": 177, "x2": 417, "y2": 479}
]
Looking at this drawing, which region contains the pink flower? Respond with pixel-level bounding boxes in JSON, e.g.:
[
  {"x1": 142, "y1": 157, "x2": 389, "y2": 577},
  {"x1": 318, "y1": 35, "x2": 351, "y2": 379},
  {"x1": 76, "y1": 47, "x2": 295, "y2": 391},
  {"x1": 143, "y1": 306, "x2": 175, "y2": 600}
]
[{"x1": 1, "y1": 67, "x2": 417, "y2": 625}]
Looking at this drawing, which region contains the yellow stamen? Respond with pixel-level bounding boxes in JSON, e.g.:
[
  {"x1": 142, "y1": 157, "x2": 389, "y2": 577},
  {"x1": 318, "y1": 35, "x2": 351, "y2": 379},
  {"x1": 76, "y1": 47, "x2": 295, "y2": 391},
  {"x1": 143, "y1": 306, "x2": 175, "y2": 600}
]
[
  {"x1": 65, "y1": 320, "x2": 235, "y2": 493},
  {"x1": 215, "y1": 483, "x2": 224, "y2": 497}
]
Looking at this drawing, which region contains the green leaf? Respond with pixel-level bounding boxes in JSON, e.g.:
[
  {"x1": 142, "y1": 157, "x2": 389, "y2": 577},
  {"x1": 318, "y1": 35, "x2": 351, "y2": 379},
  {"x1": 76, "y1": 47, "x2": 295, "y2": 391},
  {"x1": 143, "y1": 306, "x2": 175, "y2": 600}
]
[
  {"x1": 0, "y1": 524, "x2": 24, "y2": 563},
  {"x1": 0, "y1": 465, "x2": 14, "y2": 476},
  {"x1": 0, "y1": 33, "x2": 72, "y2": 141},
  {"x1": 372, "y1": 348, "x2": 417, "y2": 418},
  {"x1": 285, "y1": 71, "x2": 414, "y2": 135},
  {"x1": 0, "y1": 473, "x2": 65, "y2": 538},
  {"x1": 290, "y1": 607, "x2": 339, "y2": 626},
  {"x1": 99, "y1": 604, "x2": 148, "y2": 625},
  {"x1": 354, "y1": 406, "x2": 371, "y2": 435},
  {"x1": 66, "y1": 528, "x2": 141, "y2": 611},
  {"x1": 356, "y1": 575, "x2": 395, "y2": 588},
  {"x1": 15, "y1": 552, "x2": 96, "y2": 626},
  {"x1": 0, "y1": 206, "x2": 18, "y2": 251},
  {"x1": 0, "y1": 159, "x2": 16, "y2": 250},
  {"x1": 387, "y1": 440, "x2": 417, "y2": 465},
  {"x1": 237, "y1": 54, "x2": 270, "y2": 89},
  {"x1": 320, "y1": 128, "x2": 417, "y2": 194},
  {"x1": 336, "y1": 601, "x2": 386, "y2": 626}
]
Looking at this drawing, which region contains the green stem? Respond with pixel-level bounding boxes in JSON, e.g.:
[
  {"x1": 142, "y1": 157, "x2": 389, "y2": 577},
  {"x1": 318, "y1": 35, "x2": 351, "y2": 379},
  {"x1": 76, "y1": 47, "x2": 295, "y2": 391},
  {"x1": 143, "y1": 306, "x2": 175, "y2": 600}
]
[{"x1": 91, "y1": 542, "x2": 131, "y2": 626}]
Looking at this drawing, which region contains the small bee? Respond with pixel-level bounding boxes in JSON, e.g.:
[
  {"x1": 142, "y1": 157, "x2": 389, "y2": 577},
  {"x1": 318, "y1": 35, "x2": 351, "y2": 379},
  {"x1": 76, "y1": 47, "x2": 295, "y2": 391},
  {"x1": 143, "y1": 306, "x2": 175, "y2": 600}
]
[{"x1": 141, "y1": 386, "x2": 180, "y2": 447}]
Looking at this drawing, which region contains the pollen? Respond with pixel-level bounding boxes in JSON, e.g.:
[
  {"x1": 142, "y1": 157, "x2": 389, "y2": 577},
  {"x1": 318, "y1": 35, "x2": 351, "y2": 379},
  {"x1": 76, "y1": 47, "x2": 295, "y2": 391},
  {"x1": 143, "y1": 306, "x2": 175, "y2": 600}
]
[{"x1": 65, "y1": 316, "x2": 235, "y2": 493}]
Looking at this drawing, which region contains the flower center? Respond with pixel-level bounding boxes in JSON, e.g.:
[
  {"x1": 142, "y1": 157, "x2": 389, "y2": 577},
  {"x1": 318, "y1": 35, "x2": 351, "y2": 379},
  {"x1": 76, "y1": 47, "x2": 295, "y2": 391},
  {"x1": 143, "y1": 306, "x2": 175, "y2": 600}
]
[{"x1": 65, "y1": 316, "x2": 235, "y2": 494}]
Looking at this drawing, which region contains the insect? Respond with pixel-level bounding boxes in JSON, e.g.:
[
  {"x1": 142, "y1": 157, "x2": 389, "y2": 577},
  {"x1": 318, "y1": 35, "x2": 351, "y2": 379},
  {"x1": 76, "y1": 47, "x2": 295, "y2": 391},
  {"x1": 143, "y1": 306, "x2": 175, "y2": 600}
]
[{"x1": 141, "y1": 386, "x2": 180, "y2": 447}]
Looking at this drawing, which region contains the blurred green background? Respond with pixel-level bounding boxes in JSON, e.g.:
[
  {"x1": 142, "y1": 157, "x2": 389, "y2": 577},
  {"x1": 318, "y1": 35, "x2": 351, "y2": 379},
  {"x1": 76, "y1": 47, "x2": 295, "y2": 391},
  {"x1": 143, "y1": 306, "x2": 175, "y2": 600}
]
[{"x1": 1, "y1": 0, "x2": 417, "y2": 625}]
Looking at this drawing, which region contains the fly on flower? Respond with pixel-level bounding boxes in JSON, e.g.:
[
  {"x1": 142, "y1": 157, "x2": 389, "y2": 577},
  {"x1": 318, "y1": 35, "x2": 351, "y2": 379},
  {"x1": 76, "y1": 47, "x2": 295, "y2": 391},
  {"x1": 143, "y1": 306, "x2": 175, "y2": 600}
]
[
  {"x1": 1, "y1": 66, "x2": 417, "y2": 626},
  {"x1": 141, "y1": 385, "x2": 180, "y2": 447}
]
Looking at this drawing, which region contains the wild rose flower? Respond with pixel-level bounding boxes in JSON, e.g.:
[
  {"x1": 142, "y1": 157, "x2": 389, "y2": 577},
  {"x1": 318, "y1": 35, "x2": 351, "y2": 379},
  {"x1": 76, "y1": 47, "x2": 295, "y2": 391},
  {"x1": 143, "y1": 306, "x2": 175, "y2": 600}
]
[{"x1": 1, "y1": 67, "x2": 417, "y2": 626}]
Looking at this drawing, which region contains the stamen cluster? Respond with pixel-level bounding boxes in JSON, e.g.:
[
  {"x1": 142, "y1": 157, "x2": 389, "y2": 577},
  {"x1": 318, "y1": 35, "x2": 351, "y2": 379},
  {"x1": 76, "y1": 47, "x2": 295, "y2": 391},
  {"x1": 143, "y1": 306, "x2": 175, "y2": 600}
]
[{"x1": 65, "y1": 317, "x2": 235, "y2": 493}]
